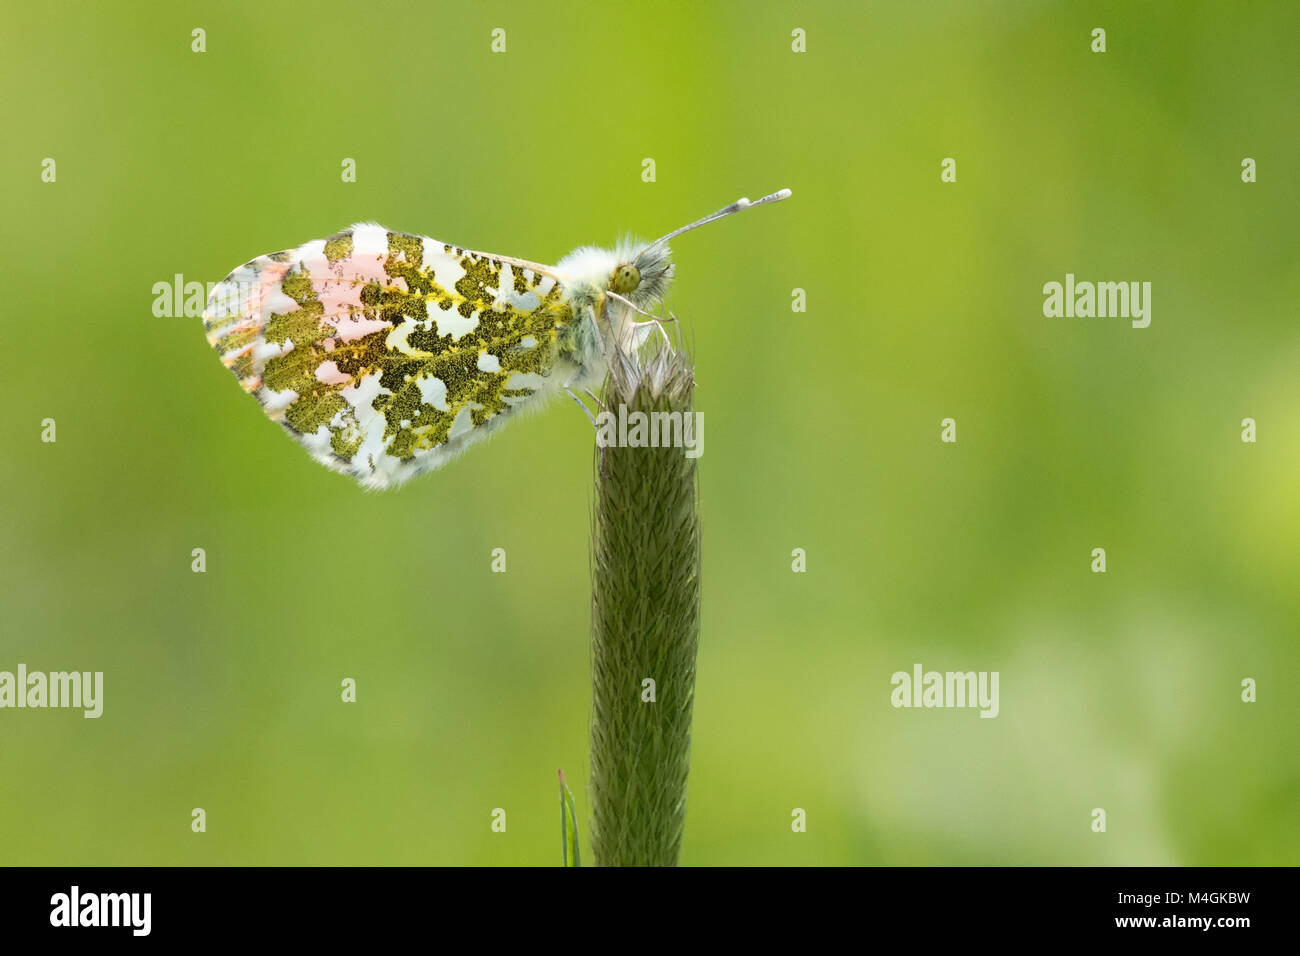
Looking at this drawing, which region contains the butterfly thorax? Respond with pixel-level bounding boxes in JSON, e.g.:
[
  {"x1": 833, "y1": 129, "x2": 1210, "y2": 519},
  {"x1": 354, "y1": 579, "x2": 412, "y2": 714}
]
[{"x1": 555, "y1": 237, "x2": 675, "y2": 367}]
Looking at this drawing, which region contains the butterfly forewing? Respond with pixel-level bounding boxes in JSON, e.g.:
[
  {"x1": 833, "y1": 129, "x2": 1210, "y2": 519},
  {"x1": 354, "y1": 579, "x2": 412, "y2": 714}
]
[{"x1": 203, "y1": 224, "x2": 574, "y2": 488}]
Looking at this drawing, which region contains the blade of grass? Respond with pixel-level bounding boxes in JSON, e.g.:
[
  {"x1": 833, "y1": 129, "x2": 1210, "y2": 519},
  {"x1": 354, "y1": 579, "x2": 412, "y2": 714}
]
[{"x1": 559, "y1": 769, "x2": 581, "y2": 867}]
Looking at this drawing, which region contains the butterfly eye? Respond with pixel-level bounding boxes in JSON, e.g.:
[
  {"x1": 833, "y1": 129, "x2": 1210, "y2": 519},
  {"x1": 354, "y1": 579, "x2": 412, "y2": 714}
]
[{"x1": 611, "y1": 264, "x2": 641, "y2": 294}]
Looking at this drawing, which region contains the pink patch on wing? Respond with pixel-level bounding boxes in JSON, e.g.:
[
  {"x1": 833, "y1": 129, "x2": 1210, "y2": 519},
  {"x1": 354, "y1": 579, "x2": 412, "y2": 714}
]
[
  {"x1": 329, "y1": 313, "x2": 391, "y2": 342},
  {"x1": 314, "y1": 360, "x2": 351, "y2": 386},
  {"x1": 249, "y1": 258, "x2": 293, "y2": 319},
  {"x1": 302, "y1": 251, "x2": 412, "y2": 342}
]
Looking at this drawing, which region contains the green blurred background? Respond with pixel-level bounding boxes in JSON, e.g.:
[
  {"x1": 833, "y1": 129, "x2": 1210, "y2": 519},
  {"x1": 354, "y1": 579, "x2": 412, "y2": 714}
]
[{"x1": 2, "y1": 0, "x2": 1296, "y2": 865}]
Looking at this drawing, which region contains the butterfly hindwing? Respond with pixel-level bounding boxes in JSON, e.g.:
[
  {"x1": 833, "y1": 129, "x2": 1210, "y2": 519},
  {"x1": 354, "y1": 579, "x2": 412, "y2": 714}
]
[{"x1": 203, "y1": 224, "x2": 575, "y2": 488}]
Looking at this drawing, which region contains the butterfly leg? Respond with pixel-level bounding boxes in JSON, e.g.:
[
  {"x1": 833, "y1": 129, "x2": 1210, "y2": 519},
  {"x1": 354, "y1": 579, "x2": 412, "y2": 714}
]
[
  {"x1": 629, "y1": 316, "x2": 679, "y2": 352},
  {"x1": 606, "y1": 291, "x2": 678, "y2": 353},
  {"x1": 667, "y1": 311, "x2": 685, "y2": 352},
  {"x1": 656, "y1": 311, "x2": 697, "y2": 384},
  {"x1": 564, "y1": 385, "x2": 599, "y2": 428}
]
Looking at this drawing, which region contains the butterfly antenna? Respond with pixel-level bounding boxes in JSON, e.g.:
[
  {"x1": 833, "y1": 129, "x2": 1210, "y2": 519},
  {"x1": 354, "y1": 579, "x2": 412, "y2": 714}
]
[{"x1": 643, "y1": 187, "x2": 792, "y2": 253}]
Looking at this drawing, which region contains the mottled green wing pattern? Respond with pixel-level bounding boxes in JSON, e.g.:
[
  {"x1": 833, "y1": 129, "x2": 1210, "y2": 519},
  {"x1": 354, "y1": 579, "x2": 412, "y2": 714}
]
[{"x1": 202, "y1": 223, "x2": 575, "y2": 488}]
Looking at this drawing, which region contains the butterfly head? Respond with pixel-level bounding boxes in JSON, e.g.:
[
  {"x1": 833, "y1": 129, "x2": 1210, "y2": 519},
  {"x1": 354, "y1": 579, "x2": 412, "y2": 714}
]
[
  {"x1": 618, "y1": 238, "x2": 676, "y2": 306},
  {"x1": 610, "y1": 263, "x2": 640, "y2": 294}
]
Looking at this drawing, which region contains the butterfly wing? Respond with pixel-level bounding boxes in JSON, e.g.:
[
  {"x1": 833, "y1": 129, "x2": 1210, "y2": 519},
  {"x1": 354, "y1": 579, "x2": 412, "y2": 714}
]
[{"x1": 202, "y1": 223, "x2": 575, "y2": 488}]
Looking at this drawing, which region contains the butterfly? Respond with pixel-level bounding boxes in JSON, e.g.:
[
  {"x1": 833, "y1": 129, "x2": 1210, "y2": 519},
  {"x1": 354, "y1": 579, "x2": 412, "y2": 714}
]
[{"x1": 201, "y1": 188, "x2": 791, "y2": 489}]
